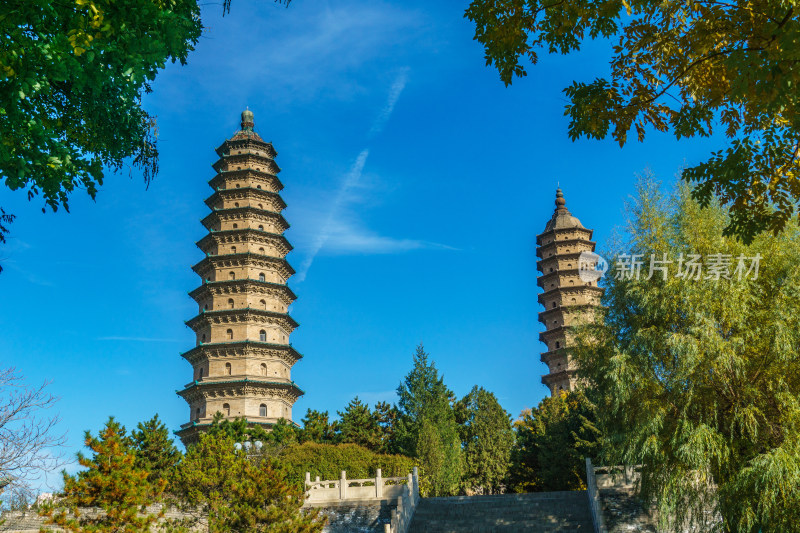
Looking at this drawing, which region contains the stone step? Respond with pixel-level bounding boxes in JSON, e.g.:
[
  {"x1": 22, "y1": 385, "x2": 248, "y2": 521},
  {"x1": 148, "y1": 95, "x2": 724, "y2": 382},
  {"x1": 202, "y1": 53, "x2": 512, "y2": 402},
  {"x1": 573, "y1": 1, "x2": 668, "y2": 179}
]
[{"x1": 407, "y1": 491, "x2": 594, "y2": 533}]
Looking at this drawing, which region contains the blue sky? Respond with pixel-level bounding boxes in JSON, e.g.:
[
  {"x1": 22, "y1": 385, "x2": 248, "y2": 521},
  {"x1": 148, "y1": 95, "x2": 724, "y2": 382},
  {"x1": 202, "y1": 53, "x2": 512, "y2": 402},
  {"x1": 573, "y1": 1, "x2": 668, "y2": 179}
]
[{"x1": 1, "y1": 0, "x2": 723, "y2": 485}]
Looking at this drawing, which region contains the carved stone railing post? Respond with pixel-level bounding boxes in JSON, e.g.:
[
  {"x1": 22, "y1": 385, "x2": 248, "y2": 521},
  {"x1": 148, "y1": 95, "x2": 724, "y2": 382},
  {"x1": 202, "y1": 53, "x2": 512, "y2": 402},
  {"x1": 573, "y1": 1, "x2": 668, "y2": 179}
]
[
  {"x1": 376, "y1": 468, "x2": 383, "y2": 499},
  {"x1": 305, "y1": 472, "x2": 311, "y2": 488},
  {"x1": 340, "y1": 471, "x2": 347, "y2": 500}
]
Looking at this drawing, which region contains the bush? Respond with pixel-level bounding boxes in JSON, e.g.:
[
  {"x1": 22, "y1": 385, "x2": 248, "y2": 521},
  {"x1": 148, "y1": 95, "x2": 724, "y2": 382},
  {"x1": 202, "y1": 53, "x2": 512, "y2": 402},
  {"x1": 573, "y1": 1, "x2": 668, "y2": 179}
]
[{"x1": 278, "y1": 442, "x2": 416, "y2": 490}]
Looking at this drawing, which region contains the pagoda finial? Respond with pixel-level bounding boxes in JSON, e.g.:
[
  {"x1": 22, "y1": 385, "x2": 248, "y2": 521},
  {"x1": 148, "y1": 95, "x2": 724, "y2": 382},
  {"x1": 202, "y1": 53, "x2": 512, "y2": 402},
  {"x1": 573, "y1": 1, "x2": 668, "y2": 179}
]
[
  {"x1": 241, "y1": 109, "x2": 254, "y2": 132},
  {"x1": 555, "y1": 188, "x2": 567, "y2": 210}
]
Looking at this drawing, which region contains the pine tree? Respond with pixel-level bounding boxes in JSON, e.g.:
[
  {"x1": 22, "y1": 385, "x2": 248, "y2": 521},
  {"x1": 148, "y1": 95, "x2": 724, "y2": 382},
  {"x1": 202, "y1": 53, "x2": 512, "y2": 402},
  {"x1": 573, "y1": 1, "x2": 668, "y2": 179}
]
[
  {"x1": 172, "y1": 432, "x2": 324, "y2": 532},
  {"x1": 130, "y1": 414, "x2": 182, "y2": 487},
  {"x1": 338, "y1": 397, "x2": 381, "y2": 451},
  {"x1": 373, "y1": 401, "x2": 399, "y2": 454},
  {"x1": 40, "y1": 417, "x2": 165, "y2": 532},
  {"x1": 509, "y1": 390, "x2": 600, "y2": 493},
  {"x1": 299, "y1": 409, "x2": 336, "y2": 444},
  {"x1": 455, "y1": 386, "x2": 515, "y2": 494},
  {"x1": 396, "y1": 344, "x2": 463, "y2": 496}
]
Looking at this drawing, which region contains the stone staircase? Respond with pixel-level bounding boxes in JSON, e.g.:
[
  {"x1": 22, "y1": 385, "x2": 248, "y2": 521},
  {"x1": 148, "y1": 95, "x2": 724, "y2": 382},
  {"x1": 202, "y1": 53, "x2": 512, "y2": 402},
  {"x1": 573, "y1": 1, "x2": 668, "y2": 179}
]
[{"x1": 407, "y1": 491, "x2": 595, "y2": 533}]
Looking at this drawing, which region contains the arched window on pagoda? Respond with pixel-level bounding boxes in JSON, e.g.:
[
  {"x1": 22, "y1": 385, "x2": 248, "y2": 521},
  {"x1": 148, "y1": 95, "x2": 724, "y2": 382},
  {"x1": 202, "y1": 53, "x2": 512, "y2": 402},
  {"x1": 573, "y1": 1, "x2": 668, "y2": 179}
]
[
  {"x1": 258, "y1": 225, "x2": 264, "y2": 231},
  {"x1": 259, "y1": 404, "x2": 267, "y2": 417},
  {"x1": 258, "y1": 273, "x2": 266, "y2": 282},
  {"x1": 228, "y1": 298, "x2": 234, "y2": 309},
  {"x1": 261, "y1": 363, "x2": 267, "y2": 376},
  {"x1": 195, "y1": 407, "x2": 201, "y2": 420},
  {"x1": 232, "y1": 223, "x2": 238, "y2": 229},
  {"x1": 231, "y1": 246, "x2": 237, "y2": 254},
  {"x1": 260, "y1": 330, "x2": 267, "y2": 342},
  {"x1": 227, "y1": 329, "x2": 233, "y2": 340},
  {"x1": 225, "y1": 362, "x2": 232, "y2": 375},
  {"x1": 201, "y1": 334, "x2": 206, "y2": 344},
  {"x1": 223, "y1": 403, "x2": 230, "y2": 416},
  {"x1": 260, "y1": 299, "x2": 267, "y2": 309},
  {"x1": 229, "y1": 271, "x2": 235, "y2": 280}
]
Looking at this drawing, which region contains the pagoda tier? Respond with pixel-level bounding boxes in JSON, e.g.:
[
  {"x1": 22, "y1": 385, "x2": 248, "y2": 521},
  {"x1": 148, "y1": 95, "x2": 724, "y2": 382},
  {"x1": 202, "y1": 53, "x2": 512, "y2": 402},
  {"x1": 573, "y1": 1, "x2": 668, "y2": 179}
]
[
  {"x1": 535, "y1": 189, "x2": 603, "y2": 395},
  {"x1": 177, "y1": 110, "x2": 304, "y2": 445}
]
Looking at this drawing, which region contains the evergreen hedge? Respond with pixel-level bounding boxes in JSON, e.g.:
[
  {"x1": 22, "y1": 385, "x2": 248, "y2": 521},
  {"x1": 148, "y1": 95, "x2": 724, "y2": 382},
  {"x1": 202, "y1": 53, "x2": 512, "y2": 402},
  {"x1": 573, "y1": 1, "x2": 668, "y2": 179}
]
[{"x1": 278, "y1": 442, "x2": 416, "y2": 490}]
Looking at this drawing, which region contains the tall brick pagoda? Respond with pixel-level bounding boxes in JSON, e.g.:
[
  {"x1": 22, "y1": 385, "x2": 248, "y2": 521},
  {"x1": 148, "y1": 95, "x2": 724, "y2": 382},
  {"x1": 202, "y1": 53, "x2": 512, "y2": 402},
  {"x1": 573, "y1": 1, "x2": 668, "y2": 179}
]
[
  {"x1": 536, "y1": 189, "x2": 603, "y2": 395},
  {"x1": 176, "y1": 110, "x2": 304, "y2": 445}
]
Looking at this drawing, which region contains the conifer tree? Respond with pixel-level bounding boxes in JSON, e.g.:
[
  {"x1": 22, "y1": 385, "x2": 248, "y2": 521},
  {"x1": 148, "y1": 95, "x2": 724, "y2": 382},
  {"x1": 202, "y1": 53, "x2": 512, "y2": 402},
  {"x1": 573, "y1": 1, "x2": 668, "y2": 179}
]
[
  {"x1": 455, "y1": 386, "x2": 515, "y2": 494},
  {"x1": 130, "y1": 414, "x2": 181, "y2": 487},
  {"x1": 40, "y1": 417, "x2": 165, "y2": 532},
  {"x1": 373, "y1": 401, "x2": 399, "y2": 454},
  {"x1": 509, "y1": 390, "x2": 600, "y2": 493},
  {"x1": 172, "y1": 432, "x2": 324, "y2": 532},
  {"x1": 396, "y1": 344, "x2": 463, "y2": 496},
  {"x1": 299, "y1": 409, "x2": 336, "y2": 444},
  {"x1": 338, "y1": 397, "x2": 381, "y2": 451}
]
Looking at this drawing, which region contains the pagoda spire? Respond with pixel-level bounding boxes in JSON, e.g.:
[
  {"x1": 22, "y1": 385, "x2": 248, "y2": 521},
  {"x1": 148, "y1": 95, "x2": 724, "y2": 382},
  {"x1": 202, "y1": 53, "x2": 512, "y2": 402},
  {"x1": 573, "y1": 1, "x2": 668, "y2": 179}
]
[
  {"x1": 176, "y1": 110, "x2": 304, "y2": 445},
  {"x1": 535, "y1": 188, "x2": 603, "y2": 395}
]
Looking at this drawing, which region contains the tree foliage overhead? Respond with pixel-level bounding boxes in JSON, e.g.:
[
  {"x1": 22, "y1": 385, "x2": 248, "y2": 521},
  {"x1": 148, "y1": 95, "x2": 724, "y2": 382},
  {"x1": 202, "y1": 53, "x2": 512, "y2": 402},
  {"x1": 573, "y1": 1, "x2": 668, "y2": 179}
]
[
  {"x1": 465, "y1": 0, "x2": 800, "y2": 243},
  {"x1": 574, "y1": 178, "x2": 800, "y2": 531},
  {"x1": 0, "y1": 0, "x2": 202, "y2": 212}
]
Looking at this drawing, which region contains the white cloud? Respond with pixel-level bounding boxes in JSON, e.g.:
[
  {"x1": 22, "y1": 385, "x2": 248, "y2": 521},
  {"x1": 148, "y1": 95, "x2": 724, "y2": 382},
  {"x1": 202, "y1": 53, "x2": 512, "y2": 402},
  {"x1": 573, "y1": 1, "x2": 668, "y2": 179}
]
[{"x1": 369, "y1": 67, "x2": 409, "y2": 137}]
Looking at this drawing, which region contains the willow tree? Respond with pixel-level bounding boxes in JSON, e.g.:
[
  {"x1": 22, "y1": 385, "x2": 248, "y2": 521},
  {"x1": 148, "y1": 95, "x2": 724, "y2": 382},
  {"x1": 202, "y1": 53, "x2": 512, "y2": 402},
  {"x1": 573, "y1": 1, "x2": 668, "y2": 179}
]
[
  {"x1": 573, "y1": 179, "x2": 800, "y2": 531},
  {"x1": 466, "y1": 0, "x2": 800, "y2": 243}
]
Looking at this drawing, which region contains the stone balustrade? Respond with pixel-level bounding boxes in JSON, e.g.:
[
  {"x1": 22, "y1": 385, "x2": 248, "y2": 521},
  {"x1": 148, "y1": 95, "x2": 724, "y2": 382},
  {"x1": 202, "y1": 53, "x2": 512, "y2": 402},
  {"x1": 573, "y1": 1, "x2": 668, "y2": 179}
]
[{"x1": 304, "y1": 468, "x2": 419, "y2": 533}]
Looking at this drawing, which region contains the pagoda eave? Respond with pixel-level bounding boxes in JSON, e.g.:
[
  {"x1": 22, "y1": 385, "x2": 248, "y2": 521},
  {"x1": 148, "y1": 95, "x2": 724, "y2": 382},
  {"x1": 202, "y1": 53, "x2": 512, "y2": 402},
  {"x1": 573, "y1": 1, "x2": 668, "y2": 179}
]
[
  {"x1": 200, "y1": 210, "x2": 290, "y2": 234},
  {"x1": 188, "y1": 280, "x2": 297, "y2": 304},
  {"x1": 185, "y1": 308, "x2": 299, "y2": 331},
  {"x1": 536, "y1": 227, "x2": 594, "y2": 245},
  {"x1": 191, "y1": 254, "x2": 296, "y2": 278},
  {"x1": 196, "y1": 229, "x2": 293, "y2": 254},
  {"x1": 538, "y1": 286, "x2": 604, "y2": 301},
  {"x1": 180, "y1": 341, "x2": 303, "y2": 365},
  {"x1": 215, "y1": 138, "x2": 277, "y2": 158},
  {"x1": 176, "y1": 379, "x2": 305, "y2": 401}
]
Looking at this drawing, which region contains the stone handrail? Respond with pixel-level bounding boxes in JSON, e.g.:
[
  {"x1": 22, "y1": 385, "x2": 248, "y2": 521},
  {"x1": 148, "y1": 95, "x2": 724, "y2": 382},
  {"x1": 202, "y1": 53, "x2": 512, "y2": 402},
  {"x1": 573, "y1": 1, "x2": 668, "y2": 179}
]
[
  {"x1": 585, "y1": 457, "x2": 607, "y2": 533},
  {"x1": 304, "y1": 470, "x2": 410, "y2": 503},
  {"x1": 303, "y1": 468, "x2": 420, "y2": 533},
  {"x1": 384, "y1": 467, "x2": 419, "y2": 533}
]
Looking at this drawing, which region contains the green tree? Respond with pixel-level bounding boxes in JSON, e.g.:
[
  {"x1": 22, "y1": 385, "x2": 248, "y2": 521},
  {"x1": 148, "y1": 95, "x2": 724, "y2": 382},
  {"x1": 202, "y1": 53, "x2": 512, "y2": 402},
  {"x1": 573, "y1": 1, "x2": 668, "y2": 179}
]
[
  {"x1": 40, "y1": 417, "x2": 165, "y2": 531},
  {"x1": 396, "y1": 344, "x2": 463, "y2": 496},
  {"x1": 0, "y1": 0, "x2": 202, "y2": 212},
  {"x1": 374, "y1": 401, "x2": 399, "y2": 454},
  {"x1": 465, "y1": 0, "x2": 800, "y2": 243},
  {"x1": 574, "y1": 178, "x2": 800, "y2": 531},
  {"x1": 509, "y1": 390, "x2": 601, "y2": 493},
  {"x1": 299, "y1": 409, "x2": 336, "y2": 444},
  {"x1": 338, "y1": 397, "x2": 381, "y2": 451},
  {"x1": 130, "y1": 414, "x2": 182, "y2": 487},
  {"x1": 172, "y1": 432, "x2": 324, "y2": 532},
  {"x1": 455, "y1": 386, "x2": 514, "y2": 494}
]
